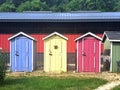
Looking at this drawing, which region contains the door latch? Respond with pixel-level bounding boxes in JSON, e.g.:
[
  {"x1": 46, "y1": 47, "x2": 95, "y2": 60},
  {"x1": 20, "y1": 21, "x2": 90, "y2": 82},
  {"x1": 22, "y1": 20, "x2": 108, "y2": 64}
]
[
  {"x1": 82, "y1": 51, "x2": 86, "y2": 56},
  {"x1": 49, "y1": 49, "x2": 52, "y2": 56},
  {"x1": 15, "y1": 51, "x2": 19, "y2": 56}
]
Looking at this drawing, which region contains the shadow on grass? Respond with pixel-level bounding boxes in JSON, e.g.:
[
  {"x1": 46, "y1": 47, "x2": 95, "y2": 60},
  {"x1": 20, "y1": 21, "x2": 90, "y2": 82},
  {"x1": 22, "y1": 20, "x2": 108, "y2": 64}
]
[
  {"x1": 0, "y1": 76, "x2": 108, "y2": 90},
  {"x1": 0, "y1": 77, "x2": 28, "y2": 86}
]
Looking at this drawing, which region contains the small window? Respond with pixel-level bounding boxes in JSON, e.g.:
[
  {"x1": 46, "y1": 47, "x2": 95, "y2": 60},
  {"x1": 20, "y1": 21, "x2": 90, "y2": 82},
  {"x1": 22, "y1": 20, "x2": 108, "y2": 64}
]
[{"x1": 54, "y1": 45, "x2": 58, "y2": 49}]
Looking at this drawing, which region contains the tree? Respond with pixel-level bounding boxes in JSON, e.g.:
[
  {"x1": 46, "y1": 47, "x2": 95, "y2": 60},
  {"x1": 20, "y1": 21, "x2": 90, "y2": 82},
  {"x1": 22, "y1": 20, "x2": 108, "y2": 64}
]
[
  {"x1": 12, "y1": 0, "x2": 27, "y2": 7},
  {"x1": 16, "y1": 1, "x2": 30, "y2": 12},
  {"x1": 67, "y1": 0, "x2": 83, "y2": 11},
  {"x1": 67, "y1": 0, "x2": 118, "y2": 12},
  {"x1": 85, "y1": 0, "x2": 98, "y2": 10},
  {"x1": 0, "y1": 0, "x2": 119, "y2": 14},
  {"x1": 0, "y1": 0, "x2": 6, "y2": 5},
  {"x1": 0, "y1": 3, "x2": 16, "y2": 12},
  {"x1": 17, "y1": 0, "x2": 48, "y2": 12},
  {"x1": 114, "y1": 0, "x2": 120, "y2": 11},
  {"x1": 49, "y1": 0, "x2": 70, "y2": 12},
  {"x1": 97, "y1": 0, "x2": 117, "y2": 11},
  {"x1": 41, "y1": 0, "x2": 58, "y2": 7}
]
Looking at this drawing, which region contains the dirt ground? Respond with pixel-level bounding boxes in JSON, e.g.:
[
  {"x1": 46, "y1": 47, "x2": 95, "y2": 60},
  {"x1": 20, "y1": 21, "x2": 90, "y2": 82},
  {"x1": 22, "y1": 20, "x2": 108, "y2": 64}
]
[{"x1": 6, "y1": 70, "x2": 120, "y2": 82}]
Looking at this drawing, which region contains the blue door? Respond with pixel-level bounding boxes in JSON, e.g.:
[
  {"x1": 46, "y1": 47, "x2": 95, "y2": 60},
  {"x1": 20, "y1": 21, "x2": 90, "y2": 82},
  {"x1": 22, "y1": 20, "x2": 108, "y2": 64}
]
[{"x1": 15, "y1": 37, "x2": 29, "y2": 71}]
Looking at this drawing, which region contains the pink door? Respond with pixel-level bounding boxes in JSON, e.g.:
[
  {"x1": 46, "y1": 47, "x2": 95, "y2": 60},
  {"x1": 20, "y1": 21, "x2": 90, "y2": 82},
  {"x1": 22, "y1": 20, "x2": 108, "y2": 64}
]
[{"x1": 82, "y1": 37, "x2": 99, "y2": 72}]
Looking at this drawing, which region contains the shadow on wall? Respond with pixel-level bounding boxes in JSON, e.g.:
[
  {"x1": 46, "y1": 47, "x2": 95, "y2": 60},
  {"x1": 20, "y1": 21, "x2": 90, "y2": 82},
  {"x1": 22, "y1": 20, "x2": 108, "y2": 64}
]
[
  {"x1": 7, "y1": 52, "x2": 76, "y2": 71},
  {"x1": 36, "y1": 53, "x2": 76, "y2": 71}
]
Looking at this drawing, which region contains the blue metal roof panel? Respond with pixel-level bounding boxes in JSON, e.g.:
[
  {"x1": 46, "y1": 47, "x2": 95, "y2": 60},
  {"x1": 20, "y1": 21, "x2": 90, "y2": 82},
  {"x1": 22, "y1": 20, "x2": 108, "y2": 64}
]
[{"x1": 0, "y1": 12, "x2": 120, "y2": 22}]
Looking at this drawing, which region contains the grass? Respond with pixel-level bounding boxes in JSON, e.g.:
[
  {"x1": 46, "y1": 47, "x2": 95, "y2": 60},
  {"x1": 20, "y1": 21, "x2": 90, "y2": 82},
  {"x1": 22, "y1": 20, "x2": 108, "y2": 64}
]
[
  {"x1": 113, "y1": 85, "x2": 120, "y2": 90},
  {"x1": 0, "y1": 76, "x2": 107, "y2": 90}
]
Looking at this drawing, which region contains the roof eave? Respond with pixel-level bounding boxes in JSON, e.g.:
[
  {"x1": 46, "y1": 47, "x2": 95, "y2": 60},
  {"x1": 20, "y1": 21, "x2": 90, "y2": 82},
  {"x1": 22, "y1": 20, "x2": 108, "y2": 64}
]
[
  {"x1": 8, "y1": 32, "x2": 36, "y2": 41},
  {"x1": 43, "y1": 32, "x2": 68, "y2": 40},
  {"x1": 1, "y1": 19, "x2": 120, "y2": 22},
  {"x1": 75, "y1": 32, "x2": 102, "y2": 41},
  {"x1": 109, "y1": 40, "x2": 120, "y2": 42},
  {"x1": 102, "y1": 32, "x2": 107, "y2": 42}
]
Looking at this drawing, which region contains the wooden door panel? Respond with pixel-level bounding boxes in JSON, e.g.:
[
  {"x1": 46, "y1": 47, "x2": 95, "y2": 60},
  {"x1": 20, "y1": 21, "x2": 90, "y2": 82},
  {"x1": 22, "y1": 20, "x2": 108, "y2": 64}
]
[
  {"x1": 15, "y1": 37, "x2": 28, "y2": 71},
  {"x1": 49, "y1": 38, "x2": 62, "y2": 72},
  {"x1": 83, "y1": 37, "x2": 95, "y2": 72}
]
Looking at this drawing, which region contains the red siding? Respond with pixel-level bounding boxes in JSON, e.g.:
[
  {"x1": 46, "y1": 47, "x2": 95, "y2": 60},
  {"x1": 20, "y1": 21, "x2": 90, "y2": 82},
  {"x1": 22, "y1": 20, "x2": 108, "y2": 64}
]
[
  {"x1": 31, "y1": 34, "x2": 81, "y2": 53},
  {"x1": 64, "y1": 34, "x2": 80, "y2": 53},
  {"x1": 30, "y1": 34, "x2": 46, "y2": 53},
  {"x1": 96, "y1": 34, "x2": 104, "y2": 54},
  {"x1": 0, "y1": 34, "x2": 12, "y2": 52},
  {"x1": 0, "y1": 34, "x2": 104, "y2": 53}
]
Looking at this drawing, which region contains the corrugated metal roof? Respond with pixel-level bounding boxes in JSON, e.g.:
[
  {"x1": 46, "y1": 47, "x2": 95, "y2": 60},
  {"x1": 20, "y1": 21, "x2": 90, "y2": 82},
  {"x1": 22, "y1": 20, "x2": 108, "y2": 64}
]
[
  {"x1": 103, "y1": 31, "x2": 120, "y2": 42},
  {"x1": 0, "y1": 12, "x2": 120, "y2": 22}
]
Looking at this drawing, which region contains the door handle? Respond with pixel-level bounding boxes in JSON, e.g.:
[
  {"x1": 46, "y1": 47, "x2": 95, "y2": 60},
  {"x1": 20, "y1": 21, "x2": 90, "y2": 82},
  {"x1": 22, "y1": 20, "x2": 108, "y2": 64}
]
[
  {"x1": 15, "y1": 51, "x2": 19, "y2": 56},
  {"x1": 82, "y1": 51, "x2": 86, "y2": 56},
  {"x1": 49, "y1": 49, "x2": 52, "y2": 56}
]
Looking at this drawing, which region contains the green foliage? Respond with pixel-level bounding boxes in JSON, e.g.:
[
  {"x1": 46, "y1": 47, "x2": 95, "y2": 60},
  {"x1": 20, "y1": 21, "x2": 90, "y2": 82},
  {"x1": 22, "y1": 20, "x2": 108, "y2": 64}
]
[
  {"x1": 67, "y1": 0, "x2": 83, "y2": 11},
  {"x1": 0, "y1": 0, "x2": 119, "y2": 12},
  {"x1": 49, "y1": 0, "x2": 70, "y2": 12},
  {"x1": 12, "y1": 0, "x2": 26, "y2": 7},
  {"x1": 113, "y1": 85, "x2": 120, "y2": 90},
  {"x1": 17, "y1": 0, "x2": 48, "y2": 12},
  {"x1": 16, "y1": 1, "x2": 31, "y2": 12},
  {"x1": 0, "y1": 3, "x2": 16, "y2": 12},
  {"x1": 0, "y1": 0, "x2": 6, "y2": 5},
  {"x1": 0, "y1": 51, "x2": 7, "y2": 85},
  {"x1": 97, "y1": 0, "x2": 117, "y2": 11},
  {"x1": 114, "y1": 0, "x2": 120, "y2": 11}
]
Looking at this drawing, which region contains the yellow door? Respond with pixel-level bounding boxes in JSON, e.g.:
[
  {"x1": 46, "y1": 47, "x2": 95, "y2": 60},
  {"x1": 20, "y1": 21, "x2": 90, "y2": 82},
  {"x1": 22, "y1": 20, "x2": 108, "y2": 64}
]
[{"x1": 49, "y1": 38, "x2": 62, "y2": 72}]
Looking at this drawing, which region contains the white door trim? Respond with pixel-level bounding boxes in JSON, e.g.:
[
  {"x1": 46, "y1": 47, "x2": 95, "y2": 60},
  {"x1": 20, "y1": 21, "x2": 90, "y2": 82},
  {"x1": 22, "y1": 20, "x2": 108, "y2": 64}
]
[
  {"x1": 110, "y1": 42, "x2": 113, "y2": 72},
  {"x1": 77, "y1": 41, "x2": 79, "y2": 72},
  {"x1": 82, "y1": 38, "x2": 84, "y2": 72}
]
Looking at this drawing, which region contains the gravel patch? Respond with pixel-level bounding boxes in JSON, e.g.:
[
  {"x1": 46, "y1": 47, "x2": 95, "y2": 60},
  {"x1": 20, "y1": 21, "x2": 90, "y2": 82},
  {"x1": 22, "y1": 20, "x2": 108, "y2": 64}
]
[{"x1": 6, "y1": 71, "x2": 120, "y2": 81}]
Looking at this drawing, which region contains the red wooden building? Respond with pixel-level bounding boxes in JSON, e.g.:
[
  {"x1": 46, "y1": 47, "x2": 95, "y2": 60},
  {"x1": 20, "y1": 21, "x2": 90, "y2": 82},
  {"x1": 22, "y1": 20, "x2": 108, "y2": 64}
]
[
  {"x1": 0, "y1": 33, "x2": 103, "y2": 70},
  {"x1": 75, "y1": 32, "x2": 102, "y2": 72},
  {"x1": 0, "y1": 12, "x2": 120, "y2": 71},
  {"x1": 0, "y1": 34, "x2": 103, "y2": 54}
]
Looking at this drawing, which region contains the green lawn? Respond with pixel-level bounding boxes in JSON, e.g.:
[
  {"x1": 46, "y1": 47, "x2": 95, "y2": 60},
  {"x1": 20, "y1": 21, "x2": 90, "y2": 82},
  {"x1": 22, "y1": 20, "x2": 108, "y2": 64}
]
[
  {"x1": 0, "y1": 76, "x2": 107, "y2": 90},
  {"x1": 113, "y1": 85, "x2": 120, "y2": 90}
]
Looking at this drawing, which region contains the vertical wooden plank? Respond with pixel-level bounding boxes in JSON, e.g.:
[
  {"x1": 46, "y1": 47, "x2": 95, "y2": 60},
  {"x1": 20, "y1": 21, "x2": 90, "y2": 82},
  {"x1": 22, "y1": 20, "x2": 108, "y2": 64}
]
[
  {"x1": 110, "y1": 42, "x2": 112, "y2": 72},
  {"x1": 99, "y1": 41, "x2": 101, "y2": 72},
  {"x1": 111, "y1": 42, "x2": 120, "y2": 72},
  {"x1": 76, "y1": 41, "x2": 78, "y2": 72},
  {"x1": 82, "y1": 38, "x2": 84, "y2": 72},
  {"x1": 44, "y1": 33, "x2": 67, "y2": 72}
]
